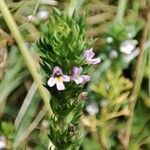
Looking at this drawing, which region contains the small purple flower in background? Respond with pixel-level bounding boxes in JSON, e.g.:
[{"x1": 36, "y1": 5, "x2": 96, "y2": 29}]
[
  {"x1": 37, "y1": 10, "x2": 49, "y2": 20},
  {"x1": 47, "y1": 66, "x2": 70, "y2": 90},
  {"x1": 120, "y1": 39, "x2": 138, "y2": 54},
  {"x1": 84, "y1": 48, "x2": 101, "y2": 64},
  {"x1": 106, "y1": 36, "x2": 113, "y2": 43},
  {"x1": 109, "y1": 50, "x2": 118, "y2": 59},
  {"x1": 86, "y1": 102, "x2": 99, "y2": 115},
  {"x1": 71, "y1": 67, "x2": 90, "y2": 84}
]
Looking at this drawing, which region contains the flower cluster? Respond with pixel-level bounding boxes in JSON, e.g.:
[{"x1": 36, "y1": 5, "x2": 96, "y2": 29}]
[{"x1": 47, "y1": 48, "x2": 100, "y2": 90}]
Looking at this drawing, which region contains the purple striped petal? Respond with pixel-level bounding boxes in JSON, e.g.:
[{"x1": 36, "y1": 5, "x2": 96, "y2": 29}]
[
  {"x1": 71, "y1": 67, "x2": 83, "y2": 76},
  {"x1": 84, "y1": 48, "x2": 95, "y2": 60},
  {"x1": 63, "y1": 75, "x2": 70, "y2": 82},
  {"x1": 81, "y1": 75, "x2": 90, "y2": 84},
  {"x1": 88, "y1": 58, "x2": 101, "y2": 65},
  {"x1": 53, "y1": 66, "x2": 63, "y2": 76}
]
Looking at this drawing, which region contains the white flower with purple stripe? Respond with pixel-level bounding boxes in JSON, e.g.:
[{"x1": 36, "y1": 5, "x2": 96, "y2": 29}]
[
  {"x1": 71, "y1": 67, "x2": 90, "y2": 84},
  {"x1": 84, "y1": 48, "x2": 101, "y2": 65},
  {"x1": 47, "y1": 66, "x2": 70, "y2": 90}
]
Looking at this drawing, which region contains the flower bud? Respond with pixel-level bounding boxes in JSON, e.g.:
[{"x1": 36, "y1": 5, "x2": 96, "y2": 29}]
[{"x1": 79, "y1": 92, "x2": 88, "y2": 101}]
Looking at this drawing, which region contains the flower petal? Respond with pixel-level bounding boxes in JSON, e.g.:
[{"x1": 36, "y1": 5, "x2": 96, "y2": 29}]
[
  {"x1": 120, "y1": 40, "x2": 138, "y2": 54},
  {"x1": 81, "y1": 75, "x2": 90, "y2": 84},
  {"x1": 47, "y1": 77, "x2": 56, "y2": 87},
  {"x1": 72, "y1": 76, "x2": 83, "y2": 84},
  {"x1": 56, "y1": 79, "x2": 65, "y2": 90},
  {"x1": 72, "y1": 67, "x2": 83, "y2": 76},
  {"x1": 88, "y1": 58, "x2": 101, "y2": 64},
  {"x1": 120, "y1": 45, "x2": 133, "y2": 54},
  {"x1": 53, "y1": 66, "x2": 63, "y2": 76},
  {"x1": 63, "y1": 75, "x2": 70, "y2": 82},
  {"x1": 84, "y1": 48, "x2": 95, "y2": 59}
]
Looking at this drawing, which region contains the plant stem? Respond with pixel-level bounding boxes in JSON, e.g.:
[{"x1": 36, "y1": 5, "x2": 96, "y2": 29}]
[
  {"x1": 100, "y1": 126, "x2": 109, "y2": 150},
  {"x1": 124, "y1": 6, "x2": 150, "y2": 149},
  {"x1": 0, "y1": 0, "x2": 53, "y2": 116},
  {"x1": 116, "y1": 0, "x2": 128, "y2": 22},
  {"x1": 66, "y1": 0, "x2": 77, "y2": 17},
  {"x1": 99, "y1": 108, "x2": 109, "y2": 150},
  {"x1": 14, "y1": 82, "x2": 37, "y2": 128},
  {"x1": 13, "y1": 106, "x2": 47, "y2": 148}
]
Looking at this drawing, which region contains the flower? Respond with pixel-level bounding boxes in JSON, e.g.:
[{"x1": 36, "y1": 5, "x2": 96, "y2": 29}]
[
  {"x1": 79, "y1": 92, "x2": 88, "y2": 101},
  {"x1": 37, "y1": 10, "x2": 49, "y2": 20},
  {"x1": 71, "y1": 67, "x2": 90, "y2": 84},
  {"x1": 109, "y1": 50, "x2": 118, "y2": 59},
  {"x1": 100, "y1": 99, "x2": 109, "y2": 107},
  {"x1": 84, "y1": 48, "x2": 101, "y2": 64},
  {"x1": 123, "y1": 48, "x2": 139, "y2": 63},
  {"x1": 47, "y1": 66, "x2": 70, "y2": 90},
  {"x1": 86, "y1": 102, "x2": 99, "y2": 115},
  {"x1": 106, "y1": 36, "x2": 113, "y2": 43},
  {"x1": 120, "y1": 40, "x2": 138, "y2": 54}
]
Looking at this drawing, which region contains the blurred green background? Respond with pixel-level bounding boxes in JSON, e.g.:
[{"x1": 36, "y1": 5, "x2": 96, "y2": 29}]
[{"x1": 0, "y1": 0, "x2": 150, "y2": 149}]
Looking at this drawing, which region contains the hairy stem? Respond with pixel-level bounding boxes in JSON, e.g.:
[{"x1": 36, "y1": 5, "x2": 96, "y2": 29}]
[{"x1": 0, "y1": 0, "x2": 53, "y2": 116}]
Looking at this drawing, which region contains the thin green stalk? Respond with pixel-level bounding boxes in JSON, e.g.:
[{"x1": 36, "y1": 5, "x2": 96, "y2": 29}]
[
  {"x1": 132, "y1": 0, "x2": 139, "y2": 13},
  {"x1": 116, "y1": 0, "x2": 128, "y2": 22},
  {"x1": 15, "y1": 82, "x2": 37, "y2": 129},
  {"x1": 66, "y1": 0, "x2": 77, "y2": 17},
  {"x1": 13, "y1": 106, "x2": 47, "y2": 148},
  {"x1": 99, "y1": 109, "x2": 109, "y2": 150},
  {"x1": 33, "y1": 2, "x2": 39, "y2": 15},
  {"x1": 124, "y1": 7, "x2": 150, "y2": 149},
  {"x1": 66, "y1": 0, "x2": 85, "y2": 17},
  {"x1": 100, "y1": 126, "x2": 109, "y2": 150},
  {"x1": 0, "y1": 0, "x2": 53, "y2": 116}
]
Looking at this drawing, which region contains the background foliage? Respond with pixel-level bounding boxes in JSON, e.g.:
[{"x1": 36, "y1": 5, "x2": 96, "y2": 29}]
[{"x1": 0, "y1": 0, "x2": 150, "y2": 149}]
